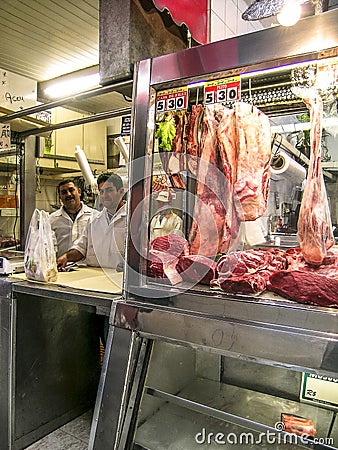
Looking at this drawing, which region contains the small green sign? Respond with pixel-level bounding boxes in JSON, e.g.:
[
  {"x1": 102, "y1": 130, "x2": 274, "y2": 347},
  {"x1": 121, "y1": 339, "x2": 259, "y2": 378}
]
[{"x1": 301, "y1": 373, "x2": 338, "y2": 410}]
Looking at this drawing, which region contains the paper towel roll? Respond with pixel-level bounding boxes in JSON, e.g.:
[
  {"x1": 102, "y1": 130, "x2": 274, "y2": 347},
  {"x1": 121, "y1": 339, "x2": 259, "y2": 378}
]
[
  {"x1": 74, "y1": 146, "x2": 95, "y2": 186},
  {"x1": 270, "y1": 151, "x2": 306, "y2": 183},
  {"x1": 114, "y1": 136, "x2": 129, "y2": 163}
]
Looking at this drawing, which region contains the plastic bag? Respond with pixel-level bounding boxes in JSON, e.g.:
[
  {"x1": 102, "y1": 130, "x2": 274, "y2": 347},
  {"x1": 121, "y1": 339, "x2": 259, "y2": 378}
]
[{"x1": 24, "y1": 209, "x2": 58, "y2": 282}]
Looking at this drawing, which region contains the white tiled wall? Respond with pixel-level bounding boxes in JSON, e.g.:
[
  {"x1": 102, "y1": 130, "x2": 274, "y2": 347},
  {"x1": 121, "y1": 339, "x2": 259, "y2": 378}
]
[{"x1": 209, "y1": 0, "x2": 275, "y2": 42}]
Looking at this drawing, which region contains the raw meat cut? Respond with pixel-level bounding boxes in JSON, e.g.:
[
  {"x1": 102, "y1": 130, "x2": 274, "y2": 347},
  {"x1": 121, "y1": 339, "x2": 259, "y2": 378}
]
[
  {"x1": 148, "y1": 234, "x2": 189, "y2": 285},
  {"x1": 216, "y1": 105, "x2": 237, "y2": 187},
  {"x1": 147, "y1": 251, "x2": 182, "y2": 285},
  {"x1": 177, "y1": 254, "x2": 217, "y2": 285},
  {"x1": 268, "y1": 270, "x2": 338, "y2": 307},
  {"x1": 186, "y1": 104, "x2": 204, "y2": 175},
  {"x1": 216, "y1": 105, "x2": 240, "y2": 249},
  {"x1": 187, "y1": 103, "x2": 271, "y2": 256},
  {"x1": 281, "y1": 414, "x2": 316, "y2": 438},
  {"x1": 234, "y1": 102, "x2": 271, "y2": 221},
  {"x1": 189, "y1": 106, "x2": 229, "y2": 256},
  {"x1": 150, "y1": 234, "x2": 189, "y2": 257},
  {"x1": 297, "y1": 92, "x2": 334, "y2": 265},
  {"x1": 215, "y1": 272, "x2": 268, "y2": 295},
  {"x1": 168, "y1": 111, "x2": 187, "y2": 189},
  {"x1": 213, "y1": 248, "x2": 288, "y2": 294},
  {"x1": 216, "y1": 248, "x2": 288, "y2": 277}
]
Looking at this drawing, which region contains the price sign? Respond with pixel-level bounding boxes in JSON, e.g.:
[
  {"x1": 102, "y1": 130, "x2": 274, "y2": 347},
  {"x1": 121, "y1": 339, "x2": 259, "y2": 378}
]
[
  {"x1": 301, "y1": 373, "x2": 338, "y2": 409},
  {"x1": 204, "y1": 77, "x2": 241, "y2": 105},
  {"x1": 156, "y1": 87, "x2": 188, "y2": 113}
]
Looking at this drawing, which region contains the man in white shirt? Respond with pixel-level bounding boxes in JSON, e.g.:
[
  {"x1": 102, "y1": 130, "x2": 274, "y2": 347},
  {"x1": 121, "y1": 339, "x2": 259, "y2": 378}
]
[
  {"x1": 57, "y1": 173, "x2": 127, "y2": 270},
  {"x1": 150, "y1": 190, "x2": 183, "y2": 242},
  {"x1": 50, "y1": 179, "x2": 99, "y2": 256}
]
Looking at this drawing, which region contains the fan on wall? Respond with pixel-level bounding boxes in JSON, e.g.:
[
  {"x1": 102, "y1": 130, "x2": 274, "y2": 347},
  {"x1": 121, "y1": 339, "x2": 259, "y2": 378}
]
[{"x1": 242, "y1": 0, "x2": 325, "y2": 21}]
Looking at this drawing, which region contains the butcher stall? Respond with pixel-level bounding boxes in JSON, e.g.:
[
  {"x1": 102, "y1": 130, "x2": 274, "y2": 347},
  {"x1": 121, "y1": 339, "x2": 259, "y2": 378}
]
[{"x1": 89, "y1": 9, "x2": 338, "y2": 450}]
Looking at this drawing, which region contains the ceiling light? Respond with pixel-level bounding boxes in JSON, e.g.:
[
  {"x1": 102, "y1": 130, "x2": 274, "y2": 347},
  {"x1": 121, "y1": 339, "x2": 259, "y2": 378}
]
[
  {"x1": 44, "y1": 73, "x2": 100, "y2": 99},
  {"x1": 277, "y1": 0, "x2": 302, "y2": 26}
]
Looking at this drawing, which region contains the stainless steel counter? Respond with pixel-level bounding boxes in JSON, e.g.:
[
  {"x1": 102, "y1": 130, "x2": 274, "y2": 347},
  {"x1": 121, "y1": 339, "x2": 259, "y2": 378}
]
[{"x1": 0, "y1": 276, "x2": 120, "y2": 450}]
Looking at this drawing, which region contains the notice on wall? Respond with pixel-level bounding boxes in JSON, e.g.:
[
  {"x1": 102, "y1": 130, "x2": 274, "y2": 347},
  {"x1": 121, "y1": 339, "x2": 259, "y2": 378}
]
[
  {"x1": 301, "y1": 372, "x2": 338, "y2": 410},
  {"x1": 0, "y1": 69, "x2": 37, "y2": 112},
  {"x1": 121, "y1": 115, "x2": 131, "y2": 136},
  {"x1": 0, "y1": 124, "x2": 10, "y2": 150}
]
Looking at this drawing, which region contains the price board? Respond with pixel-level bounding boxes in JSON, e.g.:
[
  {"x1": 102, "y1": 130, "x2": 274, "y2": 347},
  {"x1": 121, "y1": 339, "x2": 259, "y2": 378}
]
[
  {"x1": 156, "y1": 87, "x2": 188, "y2": 113},
  {"x1": 301, "y1": 372, "x2": 338, "y2": 410},
  {"x1": 204, "y1": 76, "x2": 241, "y2": 105}
]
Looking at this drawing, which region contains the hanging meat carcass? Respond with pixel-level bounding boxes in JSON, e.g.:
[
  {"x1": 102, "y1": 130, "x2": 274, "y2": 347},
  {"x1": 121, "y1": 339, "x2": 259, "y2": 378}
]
[
  {"x1": 188, "y1": 106, "x2": 231, "y2": 256},
  {"x1": 186, "y1": 104, "x2": 204, "y2": 175},
  {"x1": 188, "y1": 103, "x2": 271, "y2": 257},
  {"x1": 233, "y1": 102, "x2": 272, "y2": 221},
  {"x1": 297, "y1": 92, "x2": 334, "y2": 266}
]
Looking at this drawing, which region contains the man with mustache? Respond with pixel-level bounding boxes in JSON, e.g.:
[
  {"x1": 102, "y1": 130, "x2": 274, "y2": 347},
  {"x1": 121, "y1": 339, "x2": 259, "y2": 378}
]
[
  {"x1": 50, "y1": 179, "x2": 98, "y2": 257},
  {"x1": 57, "y1": 173, "x2": 127, "y2": 270}
]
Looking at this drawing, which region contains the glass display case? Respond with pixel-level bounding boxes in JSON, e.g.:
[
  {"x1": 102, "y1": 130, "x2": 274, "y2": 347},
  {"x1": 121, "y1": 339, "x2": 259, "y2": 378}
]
[
  {"x1": 125, "y1": 9, "x2": 338, "y2": 307},
  {"x1": 89, "y1": 9, "x2": 338, "y2": 450}
]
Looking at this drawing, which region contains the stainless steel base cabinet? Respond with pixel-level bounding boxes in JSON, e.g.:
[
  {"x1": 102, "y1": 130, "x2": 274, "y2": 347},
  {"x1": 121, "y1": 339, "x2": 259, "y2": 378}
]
[
  {"x1": 90, "y1": 298, "x2": 338, "y2": 450},
  {"x1": 0, "y1": 278, "x2": 114, "y2": 450}
]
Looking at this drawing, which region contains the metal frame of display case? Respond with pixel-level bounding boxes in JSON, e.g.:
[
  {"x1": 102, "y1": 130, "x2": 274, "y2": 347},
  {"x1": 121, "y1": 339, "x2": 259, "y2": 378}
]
[{"x1": 89, "y1": 10, "x2": 338, "y2": 450}]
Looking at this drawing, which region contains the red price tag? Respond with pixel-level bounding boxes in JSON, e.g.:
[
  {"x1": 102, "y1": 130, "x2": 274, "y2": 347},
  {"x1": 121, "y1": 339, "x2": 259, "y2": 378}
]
[
  {"x1": 204, "y1": 77, "x2": 241, "y2": 104},
  {"x1": 156, "y1": 89, "x2": 187, "y2": 113},
  {"x1": 204, "y1": 86, "x2": 216, "y2": 104},
  {"x1": 226, "y1": 81, "x2": 240, "y2": 101}
]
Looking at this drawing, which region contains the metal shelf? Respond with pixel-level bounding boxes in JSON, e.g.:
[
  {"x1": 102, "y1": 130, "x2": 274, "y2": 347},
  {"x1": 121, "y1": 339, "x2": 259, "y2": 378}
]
[{"x1": 135, "y1": 379, "x2": 334, "y2": 449}]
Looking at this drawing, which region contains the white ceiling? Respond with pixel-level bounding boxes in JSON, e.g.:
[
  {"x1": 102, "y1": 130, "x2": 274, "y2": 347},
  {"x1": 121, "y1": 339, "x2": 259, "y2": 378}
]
[
  {"x1": 0, "y1": 0, "x2": 99, "y2": 82},
  {"x1": 0, "y1": 0, "x2": 132, "y2": 116},
  {"x1": 1, "y1": 0, "x2": 338, "y2": 118}
]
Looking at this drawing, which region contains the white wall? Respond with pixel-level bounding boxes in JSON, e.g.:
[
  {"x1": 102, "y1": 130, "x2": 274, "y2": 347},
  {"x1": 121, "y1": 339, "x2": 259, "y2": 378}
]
[{"x1": 209, "y1": 0, "x2": 275, "y2": 42}]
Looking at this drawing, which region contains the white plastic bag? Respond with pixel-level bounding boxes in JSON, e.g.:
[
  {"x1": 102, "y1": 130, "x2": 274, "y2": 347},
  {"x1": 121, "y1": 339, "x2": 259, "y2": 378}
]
[{"x1": 24, "y1": 209, "x2": 58, "y2": 282}]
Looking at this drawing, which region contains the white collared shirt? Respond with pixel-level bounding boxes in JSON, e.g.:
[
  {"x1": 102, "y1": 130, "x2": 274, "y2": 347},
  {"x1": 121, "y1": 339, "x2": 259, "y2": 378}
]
[
  {"x1": 71, "y1": 203, "x2": 127, "y2": 269},
  {"x1": 50, "y1": 202, "x2": 99, "y2": 256},
  {"x1": 150, "y1": 210, "x2": 183, "y2": 241}
]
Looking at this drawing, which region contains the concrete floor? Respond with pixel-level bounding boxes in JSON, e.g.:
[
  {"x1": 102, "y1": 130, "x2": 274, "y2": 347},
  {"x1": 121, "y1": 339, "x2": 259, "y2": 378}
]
[{"x1": 24, "y1": 410, "x2": 92, "y2": 450}]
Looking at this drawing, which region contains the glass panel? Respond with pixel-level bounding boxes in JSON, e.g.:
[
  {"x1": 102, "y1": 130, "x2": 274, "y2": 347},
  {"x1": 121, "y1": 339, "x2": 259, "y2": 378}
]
[
  {"x1": 139, "y1": 56, "x2": 338, "y2": 303},
  {"x1": 134, "y1": 340, "x2": 336, "y2": 449}
]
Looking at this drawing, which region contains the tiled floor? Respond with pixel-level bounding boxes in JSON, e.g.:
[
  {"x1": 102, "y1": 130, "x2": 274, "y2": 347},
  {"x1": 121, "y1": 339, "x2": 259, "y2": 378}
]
[{"x1": 25, "y1": 410, "x2": 93, "y2": 449}]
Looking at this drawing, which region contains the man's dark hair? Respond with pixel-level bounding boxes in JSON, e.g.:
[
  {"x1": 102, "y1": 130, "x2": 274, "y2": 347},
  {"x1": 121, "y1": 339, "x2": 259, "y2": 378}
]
[
  {"x1": 57, "y1": 179, "x2": 80, "y2": 193},
  {"x1": 97, "y1": 173, "x2": 123, "y2": 191}
]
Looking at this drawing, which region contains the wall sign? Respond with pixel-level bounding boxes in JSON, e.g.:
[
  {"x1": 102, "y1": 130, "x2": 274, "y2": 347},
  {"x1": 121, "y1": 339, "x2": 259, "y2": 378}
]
[
  {"x1": 0, "y1": 69, "x2": 37, "y2": 112},
  {"x1": 156, "y1": 87, "x2": 188, "y2": 113},
  {"x1": 0, "y1": 124, "x2": 10, "y2": 150},
  {"x1": 301, "y1": 372, "x2": 338, "y2": 410},
  {"x1": 121, "y1": 115, "x2": 131, "y2": 136}
]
